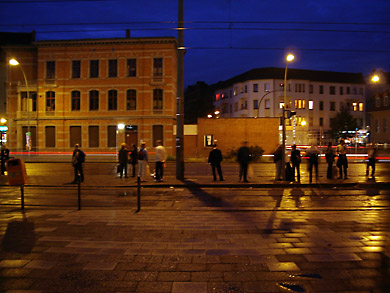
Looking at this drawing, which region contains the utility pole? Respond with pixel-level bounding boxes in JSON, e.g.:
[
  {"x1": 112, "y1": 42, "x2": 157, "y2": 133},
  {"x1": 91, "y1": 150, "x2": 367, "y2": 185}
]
[{"x1": 176, "y1": 0, "x2": 185, "y2": 180}]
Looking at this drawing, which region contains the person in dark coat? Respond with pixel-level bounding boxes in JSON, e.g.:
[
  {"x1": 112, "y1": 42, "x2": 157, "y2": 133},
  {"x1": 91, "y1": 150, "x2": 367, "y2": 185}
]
[
  {"x1": 366, "y1": 143, "x2": 376, "y2": 177},
  {"x1": 336, "y1": 138, "x2": 348, "y2": 179},
  {"x1": 237, "y1": 141, "x2": 251, "y2": 183},
  {"x1": 306, "y1": 144, "x2": 320, "y2": 183},
  {"x1": 71, "y1": 143, "x2": 85, "y2": 183},
  {"x1": 325, "y1": 142, "x2": 335, "y2": 179},
  {"x1": 273, "y1": 144, "x2": 283, "y2": 181},
  {"x1": 118, "y1": 143, "x2": 129, "y2": 178},
  {"x1": 208, "y1": 144, "x2": 224, "y2": 181},
  {"x1": 0, "y1": 145, "x2": 10, "y2": 175},
  {"x1": 290, "y1": 144, "x2": 301, "y2": 182},
  {"x1": 129, "y1": 144, "x2": 138, "y2": 177}
]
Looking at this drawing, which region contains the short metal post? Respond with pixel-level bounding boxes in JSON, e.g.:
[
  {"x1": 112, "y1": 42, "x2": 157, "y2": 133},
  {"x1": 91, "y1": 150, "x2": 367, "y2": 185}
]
[
  {"x1": 20, "y1": 185, "x2": 24, "y2": 210},
  {"x1": 136, "y1": 175, "x2": 141, "y2": 212},
  {"x1": 77, "y1": 174, "x2": 81, "y2": 210}
]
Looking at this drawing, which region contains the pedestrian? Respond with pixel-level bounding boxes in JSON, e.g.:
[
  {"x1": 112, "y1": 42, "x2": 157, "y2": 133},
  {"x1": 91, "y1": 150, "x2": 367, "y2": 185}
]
[
  {"x1": 306, "y1": 144, "x2": 320, "y2": 183},
  {"x1": 155, "y1": 140, "x2": 167, "y2": 182},
  {"x1": 237, "y1": 141, "x2": 251, "y2": 183},
  {"x1": 290, "y1": 144, "x2": 301, "y2": 182},
  {"x1": 325, "y1": 142, "x2": 335, "y2": 179},
  {"x1": 208, "y1": 144, "x2": 224, "y2": 181},
  {"x1": 129, "y1": 144, "x2": 138, "y2": 177},
  {"x1": 1, "y1": 144, "x2": 10, "y2": 175},
  {"x1": 71, "y1": 143, "x2": 85, "y2": 183},
  {"x1": 273, "y1": 144, "x2": 283, "y2": 181},
  {"x1": 137, "y1": 142, "x2": 148, "y2": 181},
  {"x1": 366, "y1": 143, "x2": 377, "y2": 177},
  {"x1": 336, "y1": 138, "x2": 348, "y2": 179},
  {"x1": 118, "y1": 143, "x2": 129, "y2": 178}
]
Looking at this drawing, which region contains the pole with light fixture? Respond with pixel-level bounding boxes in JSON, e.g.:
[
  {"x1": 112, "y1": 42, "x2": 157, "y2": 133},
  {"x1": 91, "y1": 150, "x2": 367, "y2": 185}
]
[
  {"x1": 281, "y1": 54, "x2": 295, "y2": 180},
  {"x1": 9, "y1": 58, "x2": 31, "y2": 151}
]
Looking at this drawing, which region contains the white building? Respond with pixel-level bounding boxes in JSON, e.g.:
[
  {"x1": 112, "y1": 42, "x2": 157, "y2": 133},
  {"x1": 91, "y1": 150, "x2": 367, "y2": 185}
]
[{"x1": 213, "y1": 67, "x2": 366, "y2": 145}]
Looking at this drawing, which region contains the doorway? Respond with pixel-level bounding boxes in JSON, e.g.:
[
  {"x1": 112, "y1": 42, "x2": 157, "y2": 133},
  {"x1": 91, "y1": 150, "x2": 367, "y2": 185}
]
[{"x1": 125, "y1": 125, "x2": 138, "y2": 147}]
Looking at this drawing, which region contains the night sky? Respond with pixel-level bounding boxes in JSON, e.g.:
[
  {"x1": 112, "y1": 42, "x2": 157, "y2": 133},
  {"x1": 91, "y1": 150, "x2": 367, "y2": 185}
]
[{"x1": 1, "y1": 0, "x2": 389, "y2": 87}]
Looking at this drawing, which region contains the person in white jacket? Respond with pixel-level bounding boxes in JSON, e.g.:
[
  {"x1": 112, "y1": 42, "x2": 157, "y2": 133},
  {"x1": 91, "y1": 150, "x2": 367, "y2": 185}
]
[{"x1": 155, "y1": 140, "x2": 167, "y2": 182}]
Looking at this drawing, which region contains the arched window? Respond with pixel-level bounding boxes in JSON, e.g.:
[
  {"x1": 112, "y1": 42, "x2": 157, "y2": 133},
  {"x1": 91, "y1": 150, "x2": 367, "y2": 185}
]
[
  {"x1": 126, "y1": 89, "x2": 136, "y2": 110},
  {"x1": 108, "y1": 90, "x2": 117, "y2": 110},
  {"x1": 71, "y1": 90, "x2": 80, "y2": 111},
  {"x1": 46, "y1": 91, "x2": 55, "y2": 111},
  {"x1": 89, "y1": 90, "x2": 99, "y2": 111}
]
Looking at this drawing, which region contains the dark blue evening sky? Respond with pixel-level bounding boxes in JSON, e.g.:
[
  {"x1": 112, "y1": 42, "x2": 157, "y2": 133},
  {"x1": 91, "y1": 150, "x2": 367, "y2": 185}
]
[{"x1": 1, "y1": 0, "x2": 389, "y2": 86}]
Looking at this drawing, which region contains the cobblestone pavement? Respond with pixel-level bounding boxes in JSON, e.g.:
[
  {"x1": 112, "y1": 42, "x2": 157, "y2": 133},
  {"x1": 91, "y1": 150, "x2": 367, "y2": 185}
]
[{"x1": 1, "y1": 162, "x2": 390, "y2": 292}]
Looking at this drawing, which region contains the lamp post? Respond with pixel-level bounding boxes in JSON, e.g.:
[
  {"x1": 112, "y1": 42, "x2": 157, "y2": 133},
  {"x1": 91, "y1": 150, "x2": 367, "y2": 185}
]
[
  {"x1": 9, "y1": 58, "x2": 31, "y2": 151},
  {"x1": 281, "y1": 54, "x2": 295, "y2": 180}
]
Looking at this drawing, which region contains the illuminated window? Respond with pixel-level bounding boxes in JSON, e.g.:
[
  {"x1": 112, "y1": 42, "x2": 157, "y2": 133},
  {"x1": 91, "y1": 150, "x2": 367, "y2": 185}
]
[
  {"x1": 359, "y1": 103, "x2": 364, "y2": 112},
  {"x1": 46, "y1": 91, "x2": 55, "y2": 111},
  {"x1": 294, "y1": 99, "x2": 306, "y2": 109},
  {"x1": 308, "y1": 100, "x2": 313, "y2": 110},
  {"x1": 234, "y1": 88, "x2": 238, "y2": 96},
  {"x1": 352, "y1": 102, "x2": 358, "y2": 111},
  {"x1": 216, "y1": 94, "x2": 220, "y2": 101},
  {"x1": 279, "y1": 102, "x2": 284, "y2": 109}
]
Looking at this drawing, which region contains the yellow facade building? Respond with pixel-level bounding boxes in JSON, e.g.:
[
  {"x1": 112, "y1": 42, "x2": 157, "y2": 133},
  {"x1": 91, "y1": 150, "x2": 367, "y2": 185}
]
[{"x1": 5, "y1": 36, "x2": 177, "y2": 154}]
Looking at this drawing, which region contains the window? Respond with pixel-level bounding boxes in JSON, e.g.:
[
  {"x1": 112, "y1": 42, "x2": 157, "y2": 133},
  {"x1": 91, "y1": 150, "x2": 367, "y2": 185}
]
[
  {"x1": 265, "y1": 99, "x2": 270, "y2": 109},
  {"x1": 295, "y1": 83, "x2": 305, "y2": 92},
  {"x1": 153, "y1": 58, "x2": 163, "y2": 76},
  {"x1": 352, "y1": 102, "x2": 358, "y2": 111},
  {"x1": 107, "y1": 90, "x2": 117, "y2": 110},
  {"x1": 309, "y1": 117, "x2": 313, "y2": 126},
  {"x1": 89, "y1": 126, "x2": 99, "y2": 148},
  {"x1": 107, "y1": 126, "x2": 116, "y2": 147},
  {"x1": 319, "y1": 85, "x2": 324, "y2": 94},
  {"x1": 359, "y1": 103, "x2": 364, "y2": 112},
  {"x1": 359, "y1": 88, "x2": 363, "y2": 95},
  {"x1": 153, "y1": 89, "x2": 163, "y2": 110},
  {"x1": 330, "y1": 101, "x2": 336, "y2": 111},
  {"x1": 319, "y1": 101, "x2": 324, "y2": 111},
  {"x1": 376, "y1": 96, "x2": 381, "y2": 107},
  {"x1": 234, "y1": 88, "x2": 238, "y2": 95},
  {"x1": 253, "y1": 100, "x2": 259, "y2": 110},
  {"x1": 46, "y1": 61, "x2": 55, "y2": 79},
  {"x1": 89, "y1": 90, "x2": 99, "y2": 110},
  {"x1": 253, "y1": 83, "x2": 258, "y2": 92},
  {"x1": 21, "y1": 91, "x2": 37, "y2": 112},
  {"x1": 264, "y1": 83, "x2": 270, "y2": 92},
  {"x1": 340, "y1": 87, "x2": 344, "y2": 95},
  {"x1": 46, "y1": 91, "x2": 55, "y2": 111},
  {"x1": 90, "y1": 60, "x2": 99, "y2": 78},
  {"x1": 294, "y1": 99, "x2": 306, "y2": 109},
  {"x1": 71, "y1": 90, "x2": 80, "y2": 111},
  {"x1": 127, "y1": 59, "x2": 136, "y2": 77},
  {"x1": 45, "y1": 126, "x2": 55, "y2": 147},
  {"x1": 385, "y1": 96, "x2": 389, "y2": 106},
  {"x1": 319, "y1": 117, "x2": 323, "y2": 127},
  {"x1": 234, "y1": 102, "x2": 238, "y2": 111},
  {"x1": 108, "y1": 59, "x2": 117, "y2": 77},
  {"x1": 72, "y1": 60, "x2": 81, "y2": 78},
  {"x1": 309, "y1": 85, "x2": 313, "y2": 93},
  {"x1": 384, "y1": 119, "x2": 388, "y2": 133},
  {"x1": 330, "y1": 86, "x2": 336, "y2": 95},
  {"x1": 153, "y1": 125, "x2": 163, "y2": 147},
  {"x1": 346, "y1": 87, "x2": 351, "y2": 94},
  {"x1": 126, "y1": 89, "x2": 136, "y2": 110},
  {"x1": 70, "y1": 126, "x2": 81, "y2": 147},
  {"x1": 308, "y1": 100, "x2": 314, "y2": 110},
  {"x1": 244, "y1": 85, "x2": 247, "y2": 93}
]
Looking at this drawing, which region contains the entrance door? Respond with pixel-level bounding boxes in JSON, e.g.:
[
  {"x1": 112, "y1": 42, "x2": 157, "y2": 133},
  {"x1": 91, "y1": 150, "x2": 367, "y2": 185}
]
[{"x1": 125, "y1": 125, "x2": 138, "y2": 147}]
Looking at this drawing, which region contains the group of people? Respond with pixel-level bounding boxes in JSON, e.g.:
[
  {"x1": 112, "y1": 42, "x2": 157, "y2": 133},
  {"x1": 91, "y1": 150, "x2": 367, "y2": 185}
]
[{"x1": 117, "y1": 140, "x2": 167, "y2": 182}]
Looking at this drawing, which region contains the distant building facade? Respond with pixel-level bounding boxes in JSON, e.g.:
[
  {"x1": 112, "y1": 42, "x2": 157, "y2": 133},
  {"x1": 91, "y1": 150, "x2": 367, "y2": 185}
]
[
  {"x1": 2, "y1": 34, "x2": 177, "y2": 153},
  {"x1": 213, "y1": 68, "x2": 366, "y2": 145}
]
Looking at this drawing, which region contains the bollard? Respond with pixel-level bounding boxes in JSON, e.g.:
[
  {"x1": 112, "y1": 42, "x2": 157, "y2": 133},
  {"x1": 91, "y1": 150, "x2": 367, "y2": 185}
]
[
  {"x1": 20, "y1": 185, "x2": 24, "y2": 210},
  {"x1": 136, "y1": 175, "x2": 141, "y2": 212},
  {"x1": 77, "y1": 174, "x2": 81, "y2": 210}
]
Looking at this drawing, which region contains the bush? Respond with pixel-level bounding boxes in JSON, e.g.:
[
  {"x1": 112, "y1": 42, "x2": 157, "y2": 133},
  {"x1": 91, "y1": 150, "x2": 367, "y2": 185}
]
[{"x1": 224, "y1": 145, "x2": 264, "y2": 162}]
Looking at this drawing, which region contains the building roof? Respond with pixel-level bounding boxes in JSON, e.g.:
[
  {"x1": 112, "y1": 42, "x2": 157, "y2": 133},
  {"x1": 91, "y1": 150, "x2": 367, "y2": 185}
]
[
  {"x1": 214, "y1": 67, "x2": 365, "y2": 90},
  {"x1": 0, "y1": 32, "x2": 35, "y2": 46}
]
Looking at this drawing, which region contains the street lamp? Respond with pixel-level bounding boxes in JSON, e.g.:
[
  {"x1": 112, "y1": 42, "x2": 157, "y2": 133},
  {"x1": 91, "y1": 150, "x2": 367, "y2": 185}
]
[
  {"x1": 281, "y1": 53, "x2": 295, "y2": 180},
  {"x1": 9, "y1": 58, "x2": 32, "y2": 151},
  {"x1": 371, "y1": 75, "x2": 380, "y2": 83}
]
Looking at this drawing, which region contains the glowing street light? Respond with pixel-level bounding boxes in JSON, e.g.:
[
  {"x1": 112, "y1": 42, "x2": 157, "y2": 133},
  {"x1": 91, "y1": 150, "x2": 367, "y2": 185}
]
[
  {"x1": 281, "y1": 53, "x2": 295, "y2": 180},
  {"x1": 371, "y1": 75, "x2": 380, "y2": 83},
  {"x1": 9, "y1": 58, "x2": 32, "y2": 151}
]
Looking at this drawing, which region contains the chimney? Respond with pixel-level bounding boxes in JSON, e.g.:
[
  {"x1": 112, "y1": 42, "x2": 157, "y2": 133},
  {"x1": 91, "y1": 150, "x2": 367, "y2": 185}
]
[{"x1": 126, "y1": 29, "x2": 130, "y2": 38}]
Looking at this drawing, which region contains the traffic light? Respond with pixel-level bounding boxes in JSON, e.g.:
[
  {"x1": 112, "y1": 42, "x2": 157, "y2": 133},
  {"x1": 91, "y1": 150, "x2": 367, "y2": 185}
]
[
  {"x1": 286, "y1": 110, "x2": 296, "y2": 118},
  {"x1": 279, "y1": 83, "x2": 284, "y2": 88}
]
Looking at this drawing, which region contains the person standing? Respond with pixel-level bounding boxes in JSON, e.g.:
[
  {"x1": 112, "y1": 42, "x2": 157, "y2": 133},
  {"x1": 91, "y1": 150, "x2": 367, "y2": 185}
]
[
  {"x1": 137, "y1": 142, "x2": 148, "y2": 181},
  {"x1": 0, "y1": 145, "x2": 10, "y2": 175},
  {"x1": 208, "y1": 144, "x2": 224, "y2": 181},
  {"x1": 237, "y1": 141, "x2": 251, "y2": 183},
  {"x1": 325, "y1": 142, "x2": 335, "y2": 179},
  {"x1": 155, "y1": 140, "x2": 167, "y2": 182},
  {"x1": 336, "y1": 138, "x2": 348, "y2": 179},
  {"x1": 118, "y1": 143, "x2": 129, "y2": 178},
  {"x1": 129, "y1": 144, "x2": 138, "y2": 177},
  {"x1": 71, "y1": 144, "x2": 85, "y2": 183},
  {"x1": 306, "y1": 144, "x2": 320, "y2": 183},
  {"x1": 366, "y1": 143, "x2": 377, "y2": 177},
  {"x1": 290, "y1": 144, "x2": 301, "y2": 182},
  {"x1": 273, "y1": 144, "x2": 283, "y2": 181}
]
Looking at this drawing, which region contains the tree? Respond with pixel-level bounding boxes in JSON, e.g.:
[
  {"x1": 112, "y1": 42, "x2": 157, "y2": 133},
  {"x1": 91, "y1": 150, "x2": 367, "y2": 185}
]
[{"x1": 329, "y1": 106, "x2": 358, "y2": 140}]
